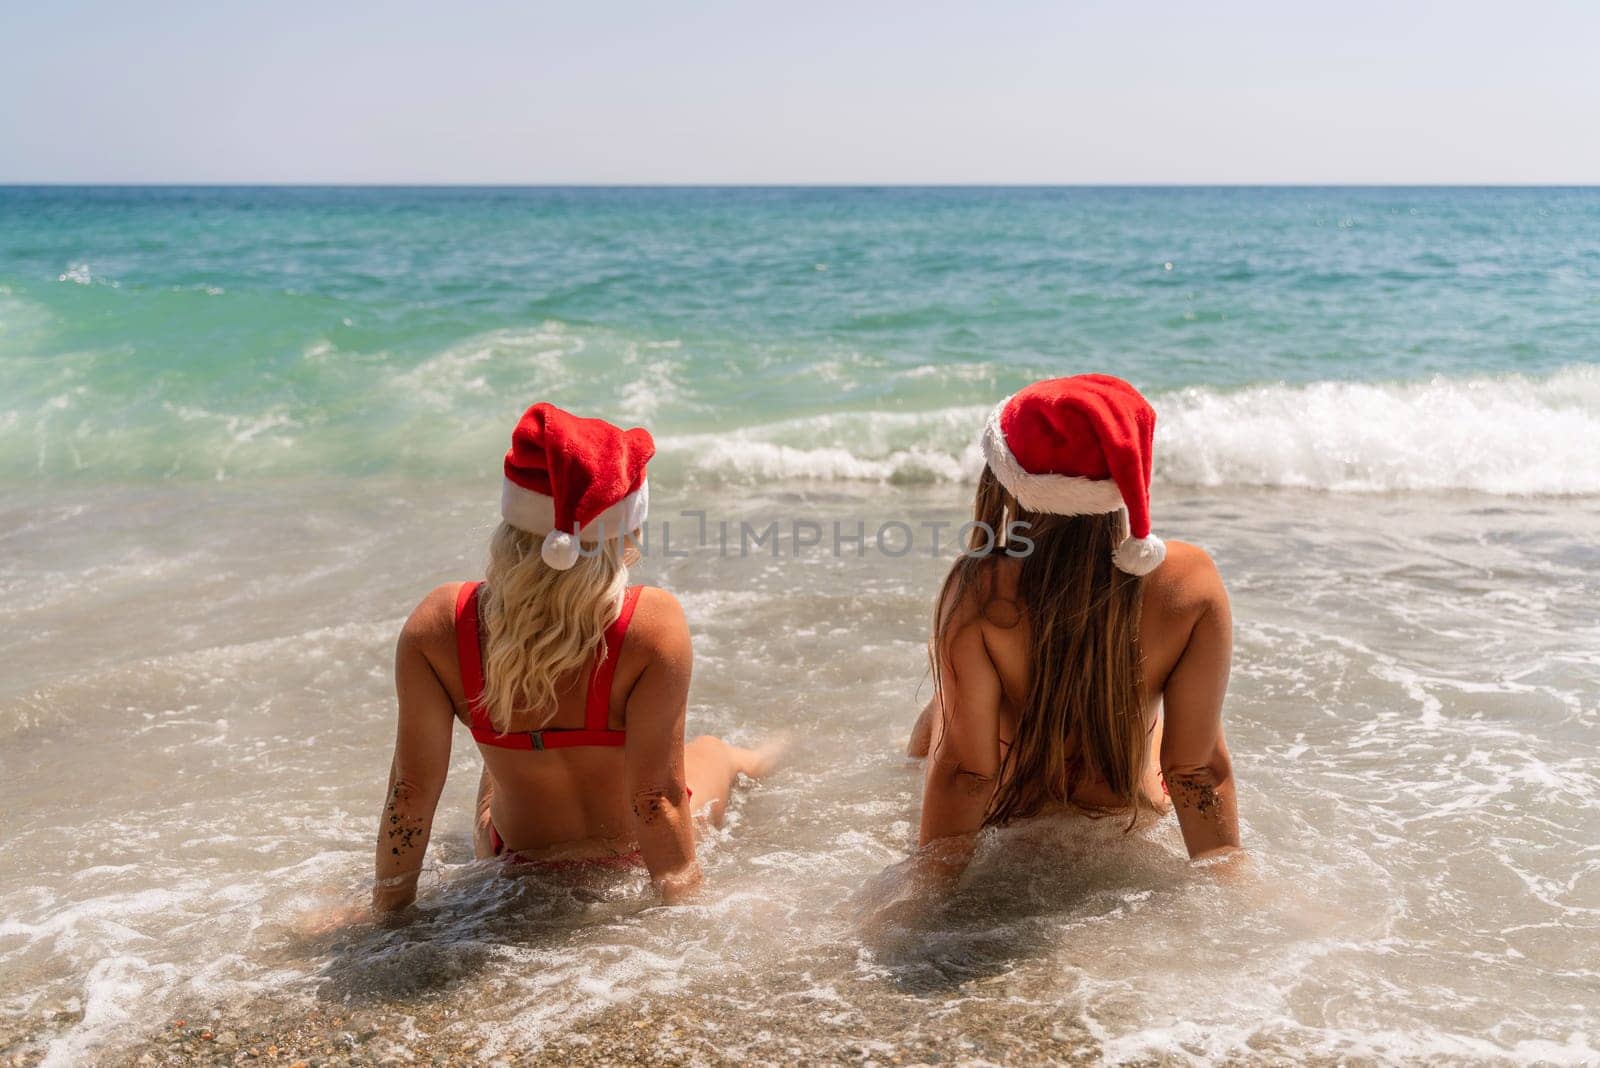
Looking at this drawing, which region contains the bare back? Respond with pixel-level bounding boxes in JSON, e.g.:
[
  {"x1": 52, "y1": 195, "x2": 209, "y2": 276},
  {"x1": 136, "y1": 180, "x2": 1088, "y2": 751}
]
[
  {"x1": 915, "y1": 540, "x2": 1240, "y2": 859},
  {"x1": 408, "y1": 582, "x2": 689, "y2": 858},
  {"x1": 979, "y1": 540, "x2": 1226, "y2": 808}
]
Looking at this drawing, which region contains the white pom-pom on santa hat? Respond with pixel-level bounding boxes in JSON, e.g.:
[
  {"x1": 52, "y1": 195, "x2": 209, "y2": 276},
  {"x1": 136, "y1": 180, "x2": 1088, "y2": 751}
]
[
  {"x1": 540, "y1": 529, "x2": 582, "y2": 570},
  {"x1": 981, "y1": 374, "x2": 1167, "y2": 577},
  {"x1": 1111, "y1": 533, "x2": 1166, "y2": 576},
  {"x1": 499, "y1": 403, "x2": 654, "y2": 570}
]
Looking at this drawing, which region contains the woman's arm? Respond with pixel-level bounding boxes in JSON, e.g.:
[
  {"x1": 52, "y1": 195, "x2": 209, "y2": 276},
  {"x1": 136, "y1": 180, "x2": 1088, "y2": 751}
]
[
  {"x1": 372, "y1": 590, "x2": 457, "y2": 914},
  {"x1": 1159, "y1": 566, "x2": 1241, "y2": 861},
  {"x1": 918, "y1": 616, "x2": 1003, "y2": 852},
  {"x1": 894, "y1": 600, "x2": 1004, "y2": 904},
  {"x1": 622, "y1": 591, "x2": 701, "y2": 903}
]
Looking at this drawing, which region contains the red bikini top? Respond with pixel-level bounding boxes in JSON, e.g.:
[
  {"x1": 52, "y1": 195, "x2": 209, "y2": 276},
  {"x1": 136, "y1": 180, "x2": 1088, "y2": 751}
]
[{"x1": 453, "y1": 580, "x2": 641, "y2": 750}]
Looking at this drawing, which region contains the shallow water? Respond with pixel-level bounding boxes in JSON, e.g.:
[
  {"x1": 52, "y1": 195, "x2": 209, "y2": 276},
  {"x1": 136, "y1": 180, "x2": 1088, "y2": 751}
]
[
  {"x1": 2, "y1": 186, "x2": 1598, "y2": 1064},
  {"x1": 1, "y1": 479, "x2": 1596, "y2": 1064}
]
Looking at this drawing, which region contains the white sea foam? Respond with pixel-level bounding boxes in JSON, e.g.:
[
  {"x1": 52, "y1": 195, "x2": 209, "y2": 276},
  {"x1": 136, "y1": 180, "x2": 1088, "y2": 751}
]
[
  {"x1": 662, "y1": 366, "x2": 1600, "y2": 496},
  {"x1": 2, "y1": 477, "x2": 1596, "y2": 1062},
  {"x1": 657, "y1": 405, "x2": 989, "y2": 485},
  {"x1": 392, "y1": 323, "x2": 581, "y2": 410},
  {"x1": 1158, "y1": 365, "x2": 1600, "y2": 494},
  {"x1": 617, "y1": 356, "x2": 684, "y2": 422}
]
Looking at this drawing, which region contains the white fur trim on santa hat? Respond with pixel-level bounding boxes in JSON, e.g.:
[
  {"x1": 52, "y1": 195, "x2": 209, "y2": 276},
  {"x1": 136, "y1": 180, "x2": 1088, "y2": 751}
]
[
  {"x1": 981, "y1": 398, "x2": 1126, "y2": 515},
  {"x1": 1112, "y1": 533, "x2": 1166, "y2": 576},
  {"x1": 500, "y1": 477, "x2": 650, "y2": 545}
]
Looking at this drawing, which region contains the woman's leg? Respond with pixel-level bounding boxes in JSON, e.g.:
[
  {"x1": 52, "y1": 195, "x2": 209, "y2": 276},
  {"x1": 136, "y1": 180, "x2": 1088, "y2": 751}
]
[
  {"x1": 907, "y1": 697, "x2": 936, "y2": 758},
  {"x1": 1143, "y1": 712, "x2": 1171, "y2": 811},
  {"x1": 683, "y1": 735, "x2": 781, "y2": 826},
  {"x1": 472, "y1": 765, "x2": 498, "y2": 859}
]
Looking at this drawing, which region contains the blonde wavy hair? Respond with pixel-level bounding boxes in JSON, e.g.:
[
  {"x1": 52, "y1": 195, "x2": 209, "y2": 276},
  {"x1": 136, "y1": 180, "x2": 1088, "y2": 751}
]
[{"x1": 478, "y1": 522, "x2": 631, "y2": 733}]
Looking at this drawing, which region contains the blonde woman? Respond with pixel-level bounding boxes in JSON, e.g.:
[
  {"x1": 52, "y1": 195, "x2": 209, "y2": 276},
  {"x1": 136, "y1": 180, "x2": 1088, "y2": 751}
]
[
  {"x1": 372, "y1": 403, "x2": 774, "y2": 913},
  {"x1": 898, "y1": 375, "x2": 1241, "y2": 908}
]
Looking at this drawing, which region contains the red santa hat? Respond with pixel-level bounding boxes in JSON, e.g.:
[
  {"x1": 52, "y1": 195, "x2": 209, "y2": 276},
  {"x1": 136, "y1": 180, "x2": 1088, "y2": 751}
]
[
  {"x1": 500, "y1": 403, "x2": 654, "y2": 570},
  {"x1": 980, "y1": 374, "x2": 1166, "y2": 576}
]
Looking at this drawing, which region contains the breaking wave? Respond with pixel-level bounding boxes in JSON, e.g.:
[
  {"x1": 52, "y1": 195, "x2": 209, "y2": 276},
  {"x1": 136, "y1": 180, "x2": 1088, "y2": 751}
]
[{"x1": 662, "y1": 366, "x2": 1600, "y2": 496}]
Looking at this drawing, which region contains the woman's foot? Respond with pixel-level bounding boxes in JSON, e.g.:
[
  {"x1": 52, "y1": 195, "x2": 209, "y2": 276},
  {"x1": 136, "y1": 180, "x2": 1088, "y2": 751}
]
[
  {"x1": 684, "y1": 734, "x2": 785, "y2": 826},
  {"x1": 732, "y1": 735, "x2": 790, "y2": 779}
]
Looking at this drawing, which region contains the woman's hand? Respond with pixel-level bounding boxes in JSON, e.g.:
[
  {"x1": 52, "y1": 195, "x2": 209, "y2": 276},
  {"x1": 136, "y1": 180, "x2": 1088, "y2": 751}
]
[
  {"x1": 293, "y1": 900, "x2": 373, "y2": 939},
  {"x1": 856, "y1": 835, "x2": 976, "y2": 937},
  {"x1": 654, "y1": 863, "x2": 704, "y2": 906},
  {"x1": 370, "y1": 866, "x2": 424, "y2": 915}
]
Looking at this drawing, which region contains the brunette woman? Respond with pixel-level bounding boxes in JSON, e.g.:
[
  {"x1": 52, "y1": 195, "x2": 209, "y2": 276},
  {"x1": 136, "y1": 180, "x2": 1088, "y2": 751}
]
[{"x1": 903, "y1": 375, "x2": 1240, "y2": 901}]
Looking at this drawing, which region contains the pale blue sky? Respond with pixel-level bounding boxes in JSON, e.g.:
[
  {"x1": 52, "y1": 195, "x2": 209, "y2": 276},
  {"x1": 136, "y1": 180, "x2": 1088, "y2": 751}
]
[{"x1": 2, "y1": 0, "x2": 1597, "y2": 183}]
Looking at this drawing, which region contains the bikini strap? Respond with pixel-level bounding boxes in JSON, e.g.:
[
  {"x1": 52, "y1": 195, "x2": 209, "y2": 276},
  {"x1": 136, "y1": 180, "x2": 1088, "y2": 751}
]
[
  {"x1": 453, "y1": 581, "x2": 492, "y2": 733},
  {"x1": 585, "y1": 586, "x2": 642, "y2": 730}
]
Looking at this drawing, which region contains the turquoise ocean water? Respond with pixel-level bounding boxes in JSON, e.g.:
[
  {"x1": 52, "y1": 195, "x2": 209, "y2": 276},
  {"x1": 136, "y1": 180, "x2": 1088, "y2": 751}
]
[{"x1": 3, "y1": 185, "x2": 1598, "y2": 490}]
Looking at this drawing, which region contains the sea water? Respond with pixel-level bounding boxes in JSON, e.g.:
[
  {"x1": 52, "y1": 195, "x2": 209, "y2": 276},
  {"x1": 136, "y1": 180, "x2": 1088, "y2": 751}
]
[{"x1": 0, "y1": 187, "x2": 1596, "y2": 1064}]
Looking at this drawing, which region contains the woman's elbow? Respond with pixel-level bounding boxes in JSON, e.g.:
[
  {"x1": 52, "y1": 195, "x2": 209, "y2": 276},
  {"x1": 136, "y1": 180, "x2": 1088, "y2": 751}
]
[
  {"x1": 384, "y1": 771, "x2": 447, "y2": 817},
  {"x1": 388, "y1": 772, "x2": 427, "y2": 800},
  {"x1": 630, "y1": 782, "x2": 688, "y2": 823},
  {"x1": 1161, "y1": 744, "x2": 1233, "y2": 789}
]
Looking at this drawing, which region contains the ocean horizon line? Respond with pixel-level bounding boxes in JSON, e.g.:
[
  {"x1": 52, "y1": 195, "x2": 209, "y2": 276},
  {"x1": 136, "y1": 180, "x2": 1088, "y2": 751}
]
[{"x1": 4, "y1": 181, "x2": 1600, "y2": 191}]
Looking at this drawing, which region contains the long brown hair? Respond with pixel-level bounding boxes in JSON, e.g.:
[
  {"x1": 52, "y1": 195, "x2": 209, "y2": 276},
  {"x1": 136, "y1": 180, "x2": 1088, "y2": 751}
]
[{"x1": 931, "y1": 467, "x2": 1149, "y2": 826}]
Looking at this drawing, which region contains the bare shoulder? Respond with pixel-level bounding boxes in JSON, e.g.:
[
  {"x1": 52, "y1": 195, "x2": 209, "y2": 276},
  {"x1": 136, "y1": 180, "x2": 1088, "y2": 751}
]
[
  {"x1": 1145, "y1": 540, "x2": 1229, "y2": 623},
  {"x1": 620, "y1": 586, "x2": 692, "y2": 718},
  {"x1": 625, "y1": 585, "x2": 691, "y2": 664},
  {"x1": 927, "y1": 560, "x2": 1007, "y2": 772},
  {"x1": 933, "y1": 557, "x2": 1010, "y2": 670},
  {"x1": 397, "y1": 583, "x2": 463, "y2": 656},
  {"x1": 941, "y1": 554, "x2": 1020, "y2": 634}
]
